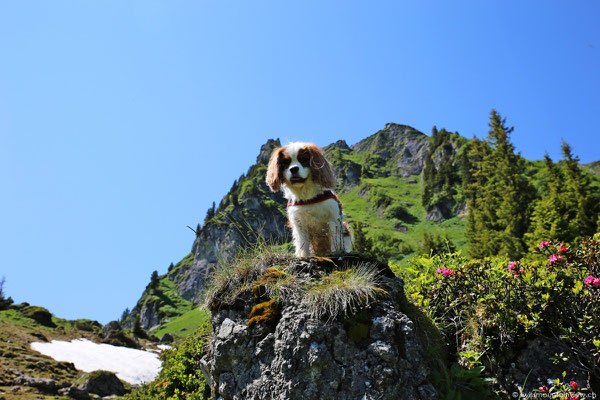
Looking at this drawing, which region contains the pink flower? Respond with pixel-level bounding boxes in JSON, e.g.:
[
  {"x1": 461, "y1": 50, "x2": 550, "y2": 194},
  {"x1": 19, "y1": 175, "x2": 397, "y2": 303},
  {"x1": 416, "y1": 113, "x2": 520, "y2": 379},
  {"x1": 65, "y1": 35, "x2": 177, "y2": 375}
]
[
  {"x1": 548, "y1": 254, "x2": 563, "y2": 263},
  {"x1": 558, "y1": 244, "x2": 568, "y2": 254},
  {"x1": 436, "y1": 266, "x2": 455, "y2": 277},
  {"x1": 570, "y1": 381, "x2": 578, "y2": 390},
  {"x1": 585, "y1": 275, "x2": 600, "y2": 287},
  {"x1": 540, "y1": 240, "x2": 550, "y2": 249},
  {"x1": 519, "y1": 268, "x2": 525, "y2": 274},
  {"x1": 539, "y1": 385, "x2": 548, "y2": 393},
  {"x1": 508, "y1": 261, "x2": 517, "y2": 271},
  {"x1": 585, "y1": 275, "x2": 594, "y2": 285}
]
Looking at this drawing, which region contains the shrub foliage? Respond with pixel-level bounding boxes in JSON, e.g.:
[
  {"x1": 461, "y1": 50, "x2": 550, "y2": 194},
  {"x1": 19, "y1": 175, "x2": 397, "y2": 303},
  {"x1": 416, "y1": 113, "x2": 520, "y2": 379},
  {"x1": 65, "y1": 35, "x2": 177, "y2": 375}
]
[
  {"x1": 125, "y1": 321, "x2": 212, "y2": 400},
  {"x1": 395, "y1": 233, "x2": 600, "y2": 393}
]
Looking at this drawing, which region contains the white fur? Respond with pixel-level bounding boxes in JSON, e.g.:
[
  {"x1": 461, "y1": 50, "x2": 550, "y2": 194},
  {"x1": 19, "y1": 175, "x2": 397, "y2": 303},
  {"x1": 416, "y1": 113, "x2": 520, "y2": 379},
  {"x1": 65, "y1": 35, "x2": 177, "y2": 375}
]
[{"x1": 277, "y1": 142, "x2": 352, "y2": 257}]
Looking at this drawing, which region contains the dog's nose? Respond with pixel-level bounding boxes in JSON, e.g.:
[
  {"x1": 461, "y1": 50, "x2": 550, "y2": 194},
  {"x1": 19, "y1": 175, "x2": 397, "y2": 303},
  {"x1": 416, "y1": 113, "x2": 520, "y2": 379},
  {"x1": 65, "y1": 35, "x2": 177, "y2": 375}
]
[{"x1": 290, "y1": 166, "x2": 299, "y2": 174}]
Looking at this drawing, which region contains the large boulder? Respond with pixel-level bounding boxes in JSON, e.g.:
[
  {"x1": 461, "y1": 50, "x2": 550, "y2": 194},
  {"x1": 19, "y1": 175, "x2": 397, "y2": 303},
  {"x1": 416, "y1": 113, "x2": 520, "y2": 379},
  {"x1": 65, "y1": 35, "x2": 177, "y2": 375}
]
[
  {"x1": 21, "y1": 306, "x2": 55, "y2": 327},
  {"x1": 76, "y1": 370, "x2": 126, "y2": 397},
  {"x1": 200, "y1": 256, "x2": 438, "y2": 400}
]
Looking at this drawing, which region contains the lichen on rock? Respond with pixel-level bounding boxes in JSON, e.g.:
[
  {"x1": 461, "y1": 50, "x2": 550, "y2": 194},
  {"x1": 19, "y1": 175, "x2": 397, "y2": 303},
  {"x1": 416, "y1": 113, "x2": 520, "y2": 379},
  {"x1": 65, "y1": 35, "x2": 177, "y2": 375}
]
[{"x1": 200, "y1": 255, "x2": 438, "y2": 400}]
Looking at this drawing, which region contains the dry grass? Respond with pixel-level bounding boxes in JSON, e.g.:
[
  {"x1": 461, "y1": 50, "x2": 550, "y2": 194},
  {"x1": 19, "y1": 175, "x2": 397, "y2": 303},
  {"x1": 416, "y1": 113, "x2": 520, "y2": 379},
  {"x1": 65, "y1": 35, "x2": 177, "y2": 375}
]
[
  {"x1": 302, "y1": 263, "x2": 388, "y2": 321},
  {"x1": 202, "y1": 237, "x2": 294, "y2": 309},
  {"x1": 203, "y1": 226, "x2": 388, "y2": 323}
]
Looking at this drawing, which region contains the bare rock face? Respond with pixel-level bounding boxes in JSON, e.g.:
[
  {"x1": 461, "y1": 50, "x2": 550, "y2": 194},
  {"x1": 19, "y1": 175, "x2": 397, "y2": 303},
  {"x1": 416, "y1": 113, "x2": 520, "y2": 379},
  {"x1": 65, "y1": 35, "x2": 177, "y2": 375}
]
[{"x1": 200, "y1": 257, "x2": 438, "y2": 400}]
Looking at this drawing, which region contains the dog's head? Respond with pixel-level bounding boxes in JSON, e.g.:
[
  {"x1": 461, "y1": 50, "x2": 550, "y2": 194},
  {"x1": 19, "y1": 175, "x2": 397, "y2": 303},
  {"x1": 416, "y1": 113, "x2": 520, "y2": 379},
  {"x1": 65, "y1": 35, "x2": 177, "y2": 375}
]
[{"x1": 266, "y1": 142, "x2": 336, "y2": 192}]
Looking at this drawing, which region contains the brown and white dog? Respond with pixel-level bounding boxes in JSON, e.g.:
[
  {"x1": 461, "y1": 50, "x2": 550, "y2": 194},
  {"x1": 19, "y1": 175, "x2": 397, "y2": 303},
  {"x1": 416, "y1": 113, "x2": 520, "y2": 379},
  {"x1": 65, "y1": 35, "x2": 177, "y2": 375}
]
[{"x1": 266, "y1": 142, "x2": 352, "y2": 257}]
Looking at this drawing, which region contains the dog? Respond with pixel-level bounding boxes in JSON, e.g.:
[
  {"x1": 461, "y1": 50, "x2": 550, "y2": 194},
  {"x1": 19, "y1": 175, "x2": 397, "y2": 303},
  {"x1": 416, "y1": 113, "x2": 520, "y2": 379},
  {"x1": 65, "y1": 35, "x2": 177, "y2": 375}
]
[{"x1": 266, "y1": 142, "x2": 352, "y2": 257}]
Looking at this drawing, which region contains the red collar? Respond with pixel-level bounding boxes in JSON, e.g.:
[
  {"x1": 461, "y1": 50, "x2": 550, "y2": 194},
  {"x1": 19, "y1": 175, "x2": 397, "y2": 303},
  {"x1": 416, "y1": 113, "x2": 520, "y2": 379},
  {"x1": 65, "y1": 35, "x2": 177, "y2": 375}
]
[{"x1": 287, "y1": 190, "x2": 339, "y2": 208}]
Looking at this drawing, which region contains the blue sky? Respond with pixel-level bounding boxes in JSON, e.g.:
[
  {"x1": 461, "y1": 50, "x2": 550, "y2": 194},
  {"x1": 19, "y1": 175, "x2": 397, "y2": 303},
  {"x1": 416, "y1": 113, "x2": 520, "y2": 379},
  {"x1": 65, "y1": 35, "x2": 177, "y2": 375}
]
[{"x1": 1, "y1": 1, "x2": 599, "y2": 324}]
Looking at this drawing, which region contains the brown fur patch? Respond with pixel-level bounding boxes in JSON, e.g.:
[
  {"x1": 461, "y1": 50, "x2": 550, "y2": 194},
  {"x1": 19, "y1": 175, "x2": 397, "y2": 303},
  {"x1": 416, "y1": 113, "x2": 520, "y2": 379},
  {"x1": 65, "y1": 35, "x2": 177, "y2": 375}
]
[
  {"x1": 304, "y1": 144, "x2": 337, "y2": 188},
  {"x1": 311, "y1": 231, "x2": 332, "y2": 256},
  {"x1": 266, "y1": 147, "x2": 288, "y2": 192}
]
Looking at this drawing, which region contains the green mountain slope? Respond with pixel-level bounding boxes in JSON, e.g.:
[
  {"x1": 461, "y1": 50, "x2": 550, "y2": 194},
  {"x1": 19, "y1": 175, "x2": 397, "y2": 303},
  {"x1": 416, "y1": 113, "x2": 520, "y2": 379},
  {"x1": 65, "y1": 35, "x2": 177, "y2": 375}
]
[{"x1": 125, "y1": 122, "x2": 600, "y2": 339}]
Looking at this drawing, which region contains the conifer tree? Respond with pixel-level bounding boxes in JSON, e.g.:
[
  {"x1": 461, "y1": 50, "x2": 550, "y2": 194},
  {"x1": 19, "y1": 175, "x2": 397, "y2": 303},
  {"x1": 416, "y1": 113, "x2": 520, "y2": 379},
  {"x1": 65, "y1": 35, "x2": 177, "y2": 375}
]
[
  {"x1": 0, "y1": 276, "x2": 14, "y2": 310},
  {"x1": 351, "y1": 222, "x2": 372, "y2": 256},
  {"x1": 525, "y1": 155, "x2": 566, "y2": 247},
  {"x1": 120, "y1": 308, "x2": 130, "y2": 322},
  {"x1": 149, "y1": 270, "x2": 159, "y2": 290},
  {"x1": 205, "y1": 202, "x2": 216, "y2": 223},
  {"x1": 526, "y1": 143, "x2": 598, "y2": 247},
  {"x1": 560, "y1": 141, "x2": 597, "y2": 239},
  {"x1": 133, "y1": 315, "x2": 147, "y2": 338},
  {"x1": 465, "y1": 110, "x2": 532, "y2": 259},
  {"x1": 419, "y1": 232, "x2": 456, "y2": 256},
  {"x1": 463, "y1": 137, "x2": 493, "y2": 257}
]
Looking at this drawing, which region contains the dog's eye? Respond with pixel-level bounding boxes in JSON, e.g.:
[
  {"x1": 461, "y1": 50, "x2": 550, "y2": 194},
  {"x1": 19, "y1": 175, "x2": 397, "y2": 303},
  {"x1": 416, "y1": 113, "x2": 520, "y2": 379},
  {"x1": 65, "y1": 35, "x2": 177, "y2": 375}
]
[
  {"x1": 298, "y1": 151, "x2": 310, "y2": 167},
  {"x1": 280, "y1": 158, "x2": 291, "y2": 168}
]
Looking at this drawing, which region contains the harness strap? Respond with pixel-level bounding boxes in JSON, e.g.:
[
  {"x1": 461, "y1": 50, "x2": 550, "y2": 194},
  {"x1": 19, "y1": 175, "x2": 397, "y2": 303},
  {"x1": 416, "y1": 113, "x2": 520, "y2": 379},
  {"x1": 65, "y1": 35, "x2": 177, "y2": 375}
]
[{"x1": 287, "y1": 190, "x2": 340, "y2": 208}]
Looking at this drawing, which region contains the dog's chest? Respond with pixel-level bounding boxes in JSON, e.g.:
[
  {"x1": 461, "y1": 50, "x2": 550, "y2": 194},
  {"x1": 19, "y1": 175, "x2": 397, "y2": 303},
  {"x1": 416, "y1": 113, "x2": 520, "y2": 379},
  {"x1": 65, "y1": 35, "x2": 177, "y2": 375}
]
[{"x1": 288, "y1": 199, "x2": 340, "y2": 228}]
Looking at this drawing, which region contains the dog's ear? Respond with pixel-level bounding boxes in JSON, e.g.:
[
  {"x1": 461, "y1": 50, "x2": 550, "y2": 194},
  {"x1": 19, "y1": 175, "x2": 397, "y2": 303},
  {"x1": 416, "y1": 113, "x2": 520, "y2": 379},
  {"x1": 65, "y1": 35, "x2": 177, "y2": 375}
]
[
  {"x1": 305, "y1": 144, "x2": 337, "y2": 188},
  {"x1": 266, "y1": 147, "x2": 285, "y2": 192}
]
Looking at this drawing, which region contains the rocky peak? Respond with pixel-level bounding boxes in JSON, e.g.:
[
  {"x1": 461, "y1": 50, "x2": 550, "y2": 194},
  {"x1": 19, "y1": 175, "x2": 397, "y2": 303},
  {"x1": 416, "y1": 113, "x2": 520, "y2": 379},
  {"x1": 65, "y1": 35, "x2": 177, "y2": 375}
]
[
  {"x1": 256, "y1": 138, "x2": 282, "y2": 165},
  {"x1": 351, "y1": 123, "x2": 430, "y2": 177},
  {"x1": 331, "y1": 139, "x2": 350, "y2": 150}
]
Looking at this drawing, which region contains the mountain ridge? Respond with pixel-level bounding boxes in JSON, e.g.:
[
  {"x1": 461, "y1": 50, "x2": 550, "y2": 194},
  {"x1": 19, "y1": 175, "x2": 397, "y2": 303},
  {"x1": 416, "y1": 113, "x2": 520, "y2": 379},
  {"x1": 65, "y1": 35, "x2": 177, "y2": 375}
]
[{"x1": 123, "y1": 122, "x2": 600, "y2": 332}]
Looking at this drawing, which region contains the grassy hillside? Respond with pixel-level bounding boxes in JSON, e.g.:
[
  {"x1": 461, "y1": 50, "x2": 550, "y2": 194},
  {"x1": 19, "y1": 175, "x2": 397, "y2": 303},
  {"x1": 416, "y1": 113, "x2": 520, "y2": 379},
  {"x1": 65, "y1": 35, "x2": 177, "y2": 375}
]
[
  {"x1": 0, "y1": 305, "x2": 111, "y2": 399},
  {"x1": 122, "y1": 253, "x2": 197, "y2": 331},
  {"x1": 339, "y1": 175, "x2": 467, "y2": 261},
  {"x1": 151, "y1": 307, "x2": 210, "y2": 340}
]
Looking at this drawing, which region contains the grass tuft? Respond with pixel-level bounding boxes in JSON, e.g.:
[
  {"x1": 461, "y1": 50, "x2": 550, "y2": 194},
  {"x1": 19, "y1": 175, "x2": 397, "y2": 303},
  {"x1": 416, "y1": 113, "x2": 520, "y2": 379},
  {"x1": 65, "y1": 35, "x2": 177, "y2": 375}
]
[
  {"x1": 203, "y1": 238, "x2": 293, "y2": 310},
  {"x1": 302, "y1": 263, "x2": 388, "y2": 321}
]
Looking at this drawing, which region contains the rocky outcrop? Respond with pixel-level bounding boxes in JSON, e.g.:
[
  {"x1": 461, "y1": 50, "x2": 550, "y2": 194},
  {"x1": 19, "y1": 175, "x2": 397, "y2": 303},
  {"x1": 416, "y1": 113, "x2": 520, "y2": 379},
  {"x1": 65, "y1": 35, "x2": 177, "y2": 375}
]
[
  {"x1": 13, "y1": 372, "x2": 58, "y2": 394},
  {"x1": 352, "y1": 123, "x2": 430, "y2": 177},
  {"x1": 6, "y1": 368, "x2": 125, "y2": 399},
  {"x1": 181, "y1": 139, "x2": 289, "y2": 306},
  {"x1": 139, "y1": 301, "x2": 160, "y2": 331},
  {"x1": 200, "y1": 256, "x2": 438, "y2": 400}
]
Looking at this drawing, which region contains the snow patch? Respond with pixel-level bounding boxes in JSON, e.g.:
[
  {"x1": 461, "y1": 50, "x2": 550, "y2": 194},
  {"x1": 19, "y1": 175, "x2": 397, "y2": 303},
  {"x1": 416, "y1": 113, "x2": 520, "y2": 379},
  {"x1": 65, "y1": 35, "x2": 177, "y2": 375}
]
[{"x1": 31, "y1": 338, "x2": 161, "y2": 385}]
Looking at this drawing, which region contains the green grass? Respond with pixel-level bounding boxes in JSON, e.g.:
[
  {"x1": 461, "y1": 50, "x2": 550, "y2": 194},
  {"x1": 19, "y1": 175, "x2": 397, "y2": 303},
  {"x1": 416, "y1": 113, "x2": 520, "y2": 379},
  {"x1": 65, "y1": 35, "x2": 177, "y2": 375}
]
[
  {"x1": 145, "y1": 274, "x2": 194, "y2": 319},
  {"x1": 151, "y1": 307, "x2": 210, "y2": 340},
  {"x1": 339, "y1": 174, "x2": 467, "y2": 263},
  {"x1": 167, "y1": 252, "x2": 195, "y2": 276},
  {"x1": 0, "y1": 305, "x2": 121, "y2": 400}
]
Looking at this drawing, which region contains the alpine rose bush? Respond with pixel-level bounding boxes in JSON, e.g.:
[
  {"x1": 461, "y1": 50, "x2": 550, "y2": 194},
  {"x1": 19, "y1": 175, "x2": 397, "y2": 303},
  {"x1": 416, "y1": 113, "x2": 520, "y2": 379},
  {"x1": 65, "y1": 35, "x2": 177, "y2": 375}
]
[{"x1": 396, "y1": 233, "x2": 600, "y2": 394}]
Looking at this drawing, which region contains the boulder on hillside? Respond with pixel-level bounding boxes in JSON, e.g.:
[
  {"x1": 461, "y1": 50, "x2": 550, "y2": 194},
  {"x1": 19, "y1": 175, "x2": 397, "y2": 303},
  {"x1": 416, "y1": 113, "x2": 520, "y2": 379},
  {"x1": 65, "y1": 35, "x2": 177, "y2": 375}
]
[
  {"x1": 21, "y1": 306, "x2": 56, "y2": 327},
  {"x1": 200, "y1": 255, "x2": 438, "y2": 400},
  {"x1": 76, "y1": 370, "x2": 126, "y2": 397},
  {"x1": 102, "y1": 320, "x2": 122, "y2": 337},
  {"x1": 101, "y1": 321, "x2": 140, "y2": 349},
  {"x1": 160, "y1": 333, "x2": 174, "y2": 344},
  {"x1": 13, "y1": 373, "x2": 58, "y2": 394}
]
